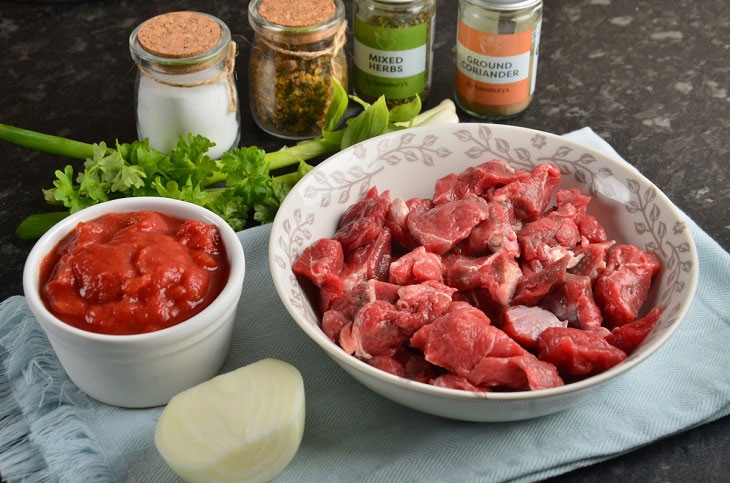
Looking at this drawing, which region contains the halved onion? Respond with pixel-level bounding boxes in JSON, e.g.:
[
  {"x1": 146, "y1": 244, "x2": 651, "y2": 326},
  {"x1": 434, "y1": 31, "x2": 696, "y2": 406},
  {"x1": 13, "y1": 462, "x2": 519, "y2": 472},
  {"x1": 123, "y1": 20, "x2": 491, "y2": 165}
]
[{"x1": 155, "y1": 359, "x2": 305, "y2": 482}]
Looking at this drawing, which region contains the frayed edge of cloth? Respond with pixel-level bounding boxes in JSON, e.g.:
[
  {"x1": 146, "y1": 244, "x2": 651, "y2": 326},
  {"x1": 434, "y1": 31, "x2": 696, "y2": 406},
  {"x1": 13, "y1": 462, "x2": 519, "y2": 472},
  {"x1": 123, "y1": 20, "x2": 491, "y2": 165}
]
[{"x1": 0, "y1": 297, "x2": 116, "y2": 483}]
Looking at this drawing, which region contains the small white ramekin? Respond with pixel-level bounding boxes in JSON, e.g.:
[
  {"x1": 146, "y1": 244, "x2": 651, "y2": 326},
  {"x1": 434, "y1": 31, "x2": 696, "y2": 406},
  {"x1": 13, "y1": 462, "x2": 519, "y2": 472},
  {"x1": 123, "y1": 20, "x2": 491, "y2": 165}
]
[{"x1": 23, "y1": 197, "x2": 245, "y2": 408}]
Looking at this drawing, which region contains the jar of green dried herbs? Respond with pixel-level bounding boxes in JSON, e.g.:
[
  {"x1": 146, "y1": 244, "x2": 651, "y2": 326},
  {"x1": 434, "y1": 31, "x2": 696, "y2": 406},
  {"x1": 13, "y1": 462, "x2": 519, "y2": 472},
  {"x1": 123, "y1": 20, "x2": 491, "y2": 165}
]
[
  {"x1": 248, "y1": 0, "x2": 348, "y2": 140},
  {"x1": 353, "y1": 0, "x2": 436, "y2": 107}
]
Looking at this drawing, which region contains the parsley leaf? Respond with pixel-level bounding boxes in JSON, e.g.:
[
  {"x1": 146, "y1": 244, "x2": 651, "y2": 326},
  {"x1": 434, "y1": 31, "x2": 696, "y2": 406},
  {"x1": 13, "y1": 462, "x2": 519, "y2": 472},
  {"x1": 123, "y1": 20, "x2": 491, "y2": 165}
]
[{"x1": 46, "y1": 165, "x2": 95, "y2": 213}]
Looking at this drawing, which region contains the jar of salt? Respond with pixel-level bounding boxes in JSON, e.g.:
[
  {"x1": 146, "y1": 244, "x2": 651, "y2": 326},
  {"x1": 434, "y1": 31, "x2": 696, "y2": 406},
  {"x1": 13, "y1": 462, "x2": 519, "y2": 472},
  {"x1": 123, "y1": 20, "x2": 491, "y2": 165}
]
[{"x1": 129, "y1": 12, "x2": 240, "y2": 159}]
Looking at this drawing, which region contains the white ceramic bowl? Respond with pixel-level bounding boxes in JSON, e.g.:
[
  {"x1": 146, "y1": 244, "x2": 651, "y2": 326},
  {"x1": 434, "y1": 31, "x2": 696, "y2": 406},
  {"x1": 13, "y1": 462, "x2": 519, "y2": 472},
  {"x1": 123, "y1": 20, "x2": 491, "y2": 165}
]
[
  {"x1": 270, "y1": 123, "x2": 699, "y2": 422},
  {"x1": 23, "y1": 197, "x2": 245, "y2": 408}
]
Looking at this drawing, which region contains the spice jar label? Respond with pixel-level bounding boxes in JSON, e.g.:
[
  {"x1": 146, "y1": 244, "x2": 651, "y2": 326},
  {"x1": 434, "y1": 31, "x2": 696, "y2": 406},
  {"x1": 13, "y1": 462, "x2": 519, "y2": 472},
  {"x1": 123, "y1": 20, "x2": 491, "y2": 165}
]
[
  {"x1": 353, "y1": 16, "x2": 428, "y2": 100},
  {"x1": 455, "y1": 19, "x2": 534, "y2": 106}
]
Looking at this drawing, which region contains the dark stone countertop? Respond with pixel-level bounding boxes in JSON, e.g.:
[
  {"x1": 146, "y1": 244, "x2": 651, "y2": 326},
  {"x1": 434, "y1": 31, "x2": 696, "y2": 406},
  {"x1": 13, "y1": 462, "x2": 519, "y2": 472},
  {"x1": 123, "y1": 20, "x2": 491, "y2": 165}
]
[{"x1": 0, "y1": 0, "x2": 728, "y2": 481}]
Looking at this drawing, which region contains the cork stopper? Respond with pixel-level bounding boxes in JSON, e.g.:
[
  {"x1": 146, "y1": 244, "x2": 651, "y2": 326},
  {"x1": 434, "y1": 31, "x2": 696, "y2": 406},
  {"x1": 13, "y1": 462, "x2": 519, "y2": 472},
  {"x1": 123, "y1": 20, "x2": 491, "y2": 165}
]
[
  {"x1": 138, "y1": 12, "x2": 221, "y2": 59},
  {"x1": 259, "y1": 0, "x2": 336, "y2": 27}
]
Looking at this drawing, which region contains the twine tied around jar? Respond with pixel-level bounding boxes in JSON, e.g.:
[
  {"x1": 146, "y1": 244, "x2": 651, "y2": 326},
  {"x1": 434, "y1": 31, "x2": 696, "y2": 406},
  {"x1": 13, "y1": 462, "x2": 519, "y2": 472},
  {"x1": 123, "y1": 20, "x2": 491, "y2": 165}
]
[
  {"x1": 136, "y1": 41, "x2": 238, "y2": 113},
  {"x1": 257, "y1": 21, "x2": 347, "y2": 82}
]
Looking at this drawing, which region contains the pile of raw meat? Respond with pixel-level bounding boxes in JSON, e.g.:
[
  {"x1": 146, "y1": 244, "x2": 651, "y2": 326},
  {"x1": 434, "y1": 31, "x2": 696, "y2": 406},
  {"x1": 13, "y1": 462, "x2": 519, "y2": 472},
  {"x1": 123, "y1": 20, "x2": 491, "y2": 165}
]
[{"x1": 293, "y1": 160, "x2": 663, "y2": 392}]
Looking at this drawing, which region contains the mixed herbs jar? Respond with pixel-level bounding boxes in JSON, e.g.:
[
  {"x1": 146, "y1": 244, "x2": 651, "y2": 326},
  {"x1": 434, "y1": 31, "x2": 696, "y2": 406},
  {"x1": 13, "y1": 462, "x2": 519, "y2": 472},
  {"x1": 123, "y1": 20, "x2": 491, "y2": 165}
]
[
  {"x1": 248, "y1": 0, "x2": 348, "y2": 140},
  {"x1": 130, "y1": 12, "x2": 240, "y2": 160},
  {"x1": 353, "y1": 0, "x2": 436, "y2": 107},
  {"x1": 455, "y1": 0, "x2": 542, "y2": 119}
]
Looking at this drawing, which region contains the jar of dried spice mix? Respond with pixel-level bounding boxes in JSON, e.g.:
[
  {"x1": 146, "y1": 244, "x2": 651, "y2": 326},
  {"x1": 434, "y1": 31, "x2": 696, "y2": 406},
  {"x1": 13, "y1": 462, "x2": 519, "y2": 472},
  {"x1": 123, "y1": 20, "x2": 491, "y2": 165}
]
[
  {"x1": 248, "y1": 0, "x2": 348, "y2": 139},
  {"x1": 455, "y1": 0, "x2": 543, "y2": 119},
  {"x1": 353, "y1": 0, "x2": 436, "y2": 107},
  {"x1": 130, "y1": 12, "x2": 240, "y2": 159}
]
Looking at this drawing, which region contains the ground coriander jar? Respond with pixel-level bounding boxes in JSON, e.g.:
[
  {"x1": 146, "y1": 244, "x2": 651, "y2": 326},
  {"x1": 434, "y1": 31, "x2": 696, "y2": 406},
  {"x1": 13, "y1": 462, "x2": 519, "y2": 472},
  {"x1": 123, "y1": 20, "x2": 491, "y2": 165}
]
[
  {"x1": 455, "y1": 0, "x2": 542, "y2": 119},
  {"x1": 248, "y1": 0, "x2": 348, "y2": 140},
  {"x1": 130, "y1": 12, "x2": 240, "y2": 159},
  {"x1": 353, "y1": 0, "x2": 436, "y2": 107}
]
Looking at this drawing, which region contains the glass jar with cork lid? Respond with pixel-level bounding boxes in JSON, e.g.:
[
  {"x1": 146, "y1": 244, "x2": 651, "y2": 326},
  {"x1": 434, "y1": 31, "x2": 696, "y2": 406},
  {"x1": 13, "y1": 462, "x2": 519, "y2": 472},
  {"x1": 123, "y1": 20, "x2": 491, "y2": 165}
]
[
  {"x1": 129, "y1": 11, "x2": 240, "y2": 159},
  {"x1": 455, "y1": 0, "x2": 543, "y2": 119},
  {"x1": 248, "y1": 0, "x2": 348, "y2": 140}
]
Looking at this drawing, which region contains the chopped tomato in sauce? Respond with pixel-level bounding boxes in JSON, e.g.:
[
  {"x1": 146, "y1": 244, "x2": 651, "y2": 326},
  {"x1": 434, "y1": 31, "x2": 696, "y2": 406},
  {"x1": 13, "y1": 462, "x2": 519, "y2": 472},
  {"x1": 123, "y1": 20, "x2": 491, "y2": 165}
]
[{"x1": 40, "y1": 211, "x2": 229, "y2": 335}]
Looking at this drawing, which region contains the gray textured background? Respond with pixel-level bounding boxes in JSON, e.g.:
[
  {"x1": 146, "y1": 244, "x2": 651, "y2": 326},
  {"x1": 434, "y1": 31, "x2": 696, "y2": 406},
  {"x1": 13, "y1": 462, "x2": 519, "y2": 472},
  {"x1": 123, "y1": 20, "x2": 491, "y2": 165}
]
[{"x1": 0, "y1": 0, "x2": 728, "y2": 481}]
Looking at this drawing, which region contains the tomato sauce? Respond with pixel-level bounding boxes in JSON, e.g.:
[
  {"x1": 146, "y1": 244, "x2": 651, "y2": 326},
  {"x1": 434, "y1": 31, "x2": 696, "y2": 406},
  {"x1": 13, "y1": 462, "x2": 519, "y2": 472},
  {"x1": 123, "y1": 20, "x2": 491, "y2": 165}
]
[{"x1": 39, "y1": 211, "x2": 229, "y2": 335}]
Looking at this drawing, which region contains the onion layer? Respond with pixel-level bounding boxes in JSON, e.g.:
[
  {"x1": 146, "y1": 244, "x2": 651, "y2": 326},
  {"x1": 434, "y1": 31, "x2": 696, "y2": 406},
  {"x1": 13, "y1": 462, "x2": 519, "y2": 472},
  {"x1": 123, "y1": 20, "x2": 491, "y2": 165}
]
[{"x1": 155, "y1": 359, "x2": 305, "y2": 482}]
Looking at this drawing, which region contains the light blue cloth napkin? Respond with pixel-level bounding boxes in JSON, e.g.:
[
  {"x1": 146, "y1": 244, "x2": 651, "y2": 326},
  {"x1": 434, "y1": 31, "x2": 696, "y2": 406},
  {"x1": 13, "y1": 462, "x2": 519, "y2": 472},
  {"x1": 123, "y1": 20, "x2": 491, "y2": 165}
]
[{"x1": 1, "y1": 128, "x2": 729, "y2": 482}]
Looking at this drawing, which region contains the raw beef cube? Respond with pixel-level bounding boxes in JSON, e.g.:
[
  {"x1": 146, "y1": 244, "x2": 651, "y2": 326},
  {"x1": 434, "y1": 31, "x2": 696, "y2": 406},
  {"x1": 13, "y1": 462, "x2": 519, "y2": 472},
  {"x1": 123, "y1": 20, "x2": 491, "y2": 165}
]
[
  {"x1": 594, "y1": 245, "x2": 661, "y2": 327},
  {"x1": 569, "y1": 241, "x2": 615, "y2": 280},
  {"x1": 319, "y1": 278, "x2": 345, "y2": 313},
  {"x1": 329, "y1": 282, "x2": 372, "y2": 318},
  {"x1": 367, "y1": 279, "x2": 401, "y2": 304},
  {"x1": 322, "y1": 279, "x2": 405, "y2": 343},
  {"x1": 334, "y1": 187, "x2": 391, "y2": 253},
  {"x1": 476, "y1": 253, "x2": 523, "y2": 307},
  {"x1": 540, "y1": 273, "x2": 607, "y2": 336},
  {"x1": 518, "y1": 215, "x2": 581, "y2": 262},
  {"x1": 538, "y1": 327, "x2": 627, "y2": 376},
  {"x1": 465, "y1": 203, "x2": 520, "y2": 257},
  {"x1": 442, "y1": 253, "x2": 496, "y2": 290},
  {"x1": 411, "y1": 307, "x2": 527, "y2": 377},
  {"x1": 385, "y1": 197, "x2": 411, "y2": 248},
  {"x1": 322, "y1": 281, "x2": 383, "y2": 342},
  {"x1": 432, "y1": 374, "x2": 490, "y2": 392},
  {"x1": 385, "y1": 197, "x2": 432, "y2": 250},
  {"x1": 473, "y1": 159, "x2": 532, "y2": 187},
  {"x1": 554, "y1": 188, "x2": 607, "y2": 242},
  {"x1": 512, "y1": 255, "x2": 570, "y2": 306},
  {"x1": 340, "y1": 228, "x2": 392, "y2": 292},
  {"x1": 389, "y1": 247, "x2": 443, "y2": 285},
  {"x1": 322, "y1": 309, "x2": 350, "y2": 343},
  {"x1": 491, "y1": 163, "x2": 561, "y2": 222},
  {"x1": 443, "y1": 252, "x2": 522, "y2": 306},
  {"x1": 406, "y1": 197, "x2": 434, "y2": 214},
  {"x1": 408, "y1": 195, "x2": 490, "y2": 254},
  {"x1": 410, "y1": 304, "x2": 493, "y2": 376},
  {"x1": 433, "y1": 159, "x2": 530, "y2": 205},
  {"x1": 351, "y1": 300, "x2": 409, "y2": 359},
  {"x1": 292, "y1": 238, "x2": 343, "y2": 287},
  {"x1": 578, "y1": 215, "x2": 608, "y2": 243},
  {"x1": 369, "y1": 349, "x2": 435, "y2": 383},
  {"x1": 292, "y1": 238, "x2": 346, "y2": 311},
  {"x1": 432, "y1": 173, "x2": 459, "y2": 206},
  {"x1": 502, "y1": 305, "x2": 568, "y2": 351},
  {"x1": 394, "y1": 280, "x2": 457, "y2": 335},
  {"x1": 555, "y1": 188, "x2": 590, "y2": 217},
  {"x1": 605, "y1": 305, "x2": 665, "y2": 354},
  {"x1": 468, "y1": 354, "x2": 564, "y2": 390}
]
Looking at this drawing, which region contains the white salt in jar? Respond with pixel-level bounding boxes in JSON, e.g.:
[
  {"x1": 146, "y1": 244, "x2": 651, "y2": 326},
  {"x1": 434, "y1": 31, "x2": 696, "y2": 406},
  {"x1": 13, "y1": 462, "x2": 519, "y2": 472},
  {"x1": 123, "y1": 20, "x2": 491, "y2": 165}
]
[{"x1": 129, "y1": 12, "x2": 240, "y2": 159}]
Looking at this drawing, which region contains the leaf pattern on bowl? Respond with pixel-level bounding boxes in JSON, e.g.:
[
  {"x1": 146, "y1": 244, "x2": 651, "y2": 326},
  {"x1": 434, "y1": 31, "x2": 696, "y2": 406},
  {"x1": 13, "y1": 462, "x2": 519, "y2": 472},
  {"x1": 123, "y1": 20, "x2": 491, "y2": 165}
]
[
  {"x1": 625, "y1": 179, "x2": 693, "y2": 325},
  {"x1": 455, "y1": 125, "x2": 616, "y2": 197},
  {"x1": 368, "y1": 132, "x2": 452, "y2": 168},
  {"x1": 303, "y1": 165, "x2": 385, "y2": 207},
  {"x1": 274, "y1": 208, "x2": 318, "y2": 324}
]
